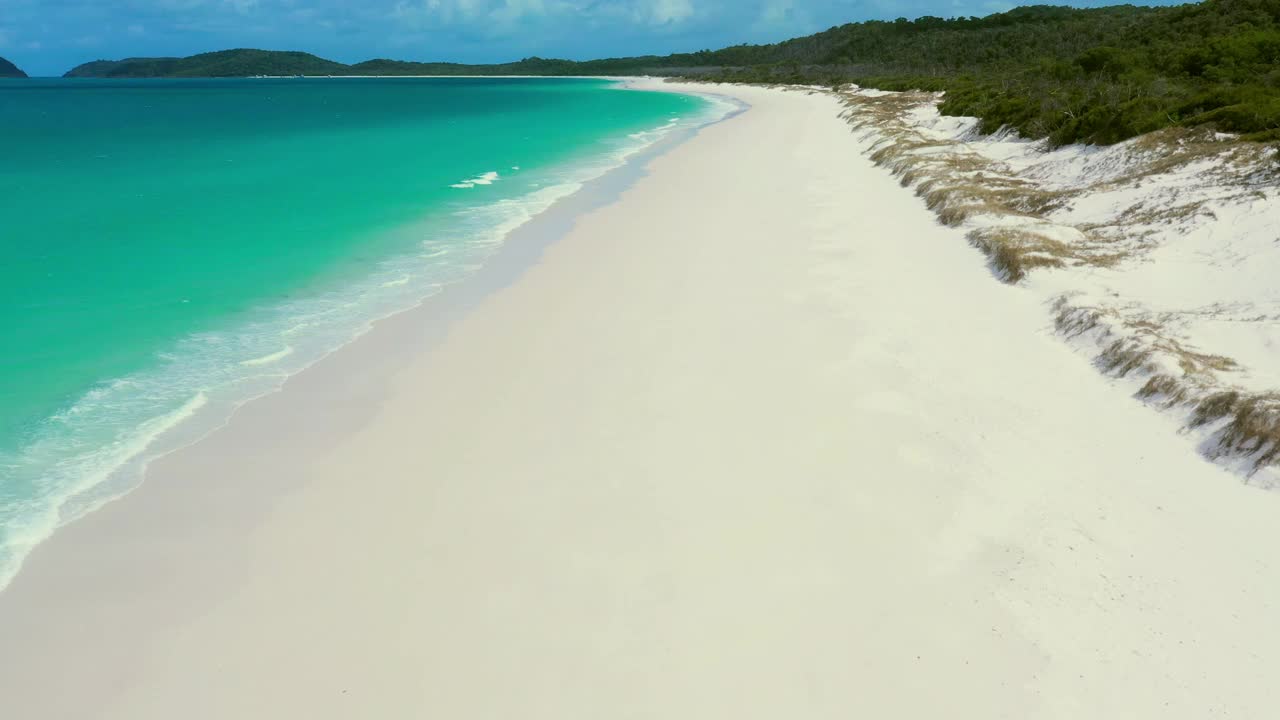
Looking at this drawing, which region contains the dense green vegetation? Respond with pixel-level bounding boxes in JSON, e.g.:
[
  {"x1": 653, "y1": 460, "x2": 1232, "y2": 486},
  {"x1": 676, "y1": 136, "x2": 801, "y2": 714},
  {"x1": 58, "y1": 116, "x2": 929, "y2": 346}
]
[
  {"x1": 0, "y1": 57, "x2": 26, "y2": 78},
  {"x1": 60, "y1": 1, "x2": 1280, "y2": 145},
  {"x1": 696, "y1": 1, "x2": 1280, "y2": 145}
]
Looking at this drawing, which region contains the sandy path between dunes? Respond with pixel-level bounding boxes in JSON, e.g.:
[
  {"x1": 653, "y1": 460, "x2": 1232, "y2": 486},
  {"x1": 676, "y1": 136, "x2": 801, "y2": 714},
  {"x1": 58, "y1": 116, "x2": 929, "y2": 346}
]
[{"x1": 1, "y1": 83, "x2": 1278, "y2": 719}]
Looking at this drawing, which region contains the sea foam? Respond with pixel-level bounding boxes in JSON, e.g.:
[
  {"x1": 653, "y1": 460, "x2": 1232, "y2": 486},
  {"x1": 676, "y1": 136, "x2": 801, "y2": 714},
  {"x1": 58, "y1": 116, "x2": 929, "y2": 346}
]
[
  {"x1": 239, "y1": 347, "x2": 295, "y2": 366},
  {"x1": 450, "y1": 171, "x2": 501, "y2": 189}
]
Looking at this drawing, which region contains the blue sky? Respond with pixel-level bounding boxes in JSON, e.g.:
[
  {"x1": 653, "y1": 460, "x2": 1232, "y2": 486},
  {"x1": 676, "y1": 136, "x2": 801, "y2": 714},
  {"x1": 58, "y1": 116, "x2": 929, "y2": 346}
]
[{"x1": 1, "y1": 0, "x2": 1186, "y2": 76}]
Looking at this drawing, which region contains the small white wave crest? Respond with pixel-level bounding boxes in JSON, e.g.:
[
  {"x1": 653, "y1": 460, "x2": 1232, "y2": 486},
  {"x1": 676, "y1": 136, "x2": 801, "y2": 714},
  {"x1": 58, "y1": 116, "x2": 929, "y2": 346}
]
[{"x1": 450, "y1": 170, "x2": 500, "y2": 189}]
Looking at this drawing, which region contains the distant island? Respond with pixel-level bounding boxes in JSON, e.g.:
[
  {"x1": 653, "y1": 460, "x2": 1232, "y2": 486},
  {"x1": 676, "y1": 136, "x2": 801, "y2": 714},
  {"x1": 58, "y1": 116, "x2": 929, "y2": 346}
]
[
  {"x1": 63, "y1": 48, "x2": 695, "y2": 80},
  {"x1": 61, "y1": 0, "x2": 1280, "y2": 147},
  {"x1": 0, "y1": 56, "x2": 26, "y2": 78}
]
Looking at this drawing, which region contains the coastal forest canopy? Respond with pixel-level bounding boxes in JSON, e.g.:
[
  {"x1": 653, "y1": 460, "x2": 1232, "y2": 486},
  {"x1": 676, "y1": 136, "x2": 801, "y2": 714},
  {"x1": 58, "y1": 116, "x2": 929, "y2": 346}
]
[{"x1": 60, "y1": 0, "x2": 1280, "y2": 145}]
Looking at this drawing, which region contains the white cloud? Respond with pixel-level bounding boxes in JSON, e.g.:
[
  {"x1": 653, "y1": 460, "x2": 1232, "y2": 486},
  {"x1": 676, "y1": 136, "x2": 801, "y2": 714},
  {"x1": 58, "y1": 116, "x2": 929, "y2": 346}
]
[
  {"x1": 424, "y1": 0, "x2": 485, "y2": 21},
  {"x1": 640, "y1": 0, "x2": 694, "y2": 25},
  {"x1": 753, "y1": 0, "x2": 810, "y2": 34},
  {"x1": 396, "y1": 0, "x2": 547, "y2": 24},
  {"x1": 758, "y1": 0, "x2": 792, "y2": 24},
  {"x1": 392, "y1": 0, "x2": 695, "y2": 30},
  {"x1": 492, "y1": 0, "x2": 552, "y2": 25}
]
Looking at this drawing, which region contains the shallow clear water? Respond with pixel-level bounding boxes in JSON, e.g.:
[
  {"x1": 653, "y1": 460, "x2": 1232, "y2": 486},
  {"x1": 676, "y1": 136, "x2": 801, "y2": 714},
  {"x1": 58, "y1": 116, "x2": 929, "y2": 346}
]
[{"x1": 0, "y1": 76, "x2": 722, "y2": 588}]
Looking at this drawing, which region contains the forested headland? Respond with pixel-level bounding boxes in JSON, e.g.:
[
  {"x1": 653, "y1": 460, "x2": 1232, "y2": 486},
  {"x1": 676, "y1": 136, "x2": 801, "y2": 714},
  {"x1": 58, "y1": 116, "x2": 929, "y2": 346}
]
[
  {"x1": 0, "y1": 57, "x2": 27, "y2": 78},
  {"x1": 60, "y1": 1, "x2": 1280, "y2": 146}
]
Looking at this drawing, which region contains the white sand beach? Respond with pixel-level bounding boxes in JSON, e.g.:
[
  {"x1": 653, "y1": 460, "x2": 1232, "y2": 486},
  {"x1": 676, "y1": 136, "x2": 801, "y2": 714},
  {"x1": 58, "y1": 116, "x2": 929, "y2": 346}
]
[{"x1": 1, "y1": 81, "x2": 1278, "y2": 718}]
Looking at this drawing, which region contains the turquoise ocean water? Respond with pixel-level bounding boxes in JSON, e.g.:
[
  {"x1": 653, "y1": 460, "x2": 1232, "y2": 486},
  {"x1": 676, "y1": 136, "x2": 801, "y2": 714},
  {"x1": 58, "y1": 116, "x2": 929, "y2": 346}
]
[{"x1": 0, "y1": 77, "x2": 726, "y2": 589}]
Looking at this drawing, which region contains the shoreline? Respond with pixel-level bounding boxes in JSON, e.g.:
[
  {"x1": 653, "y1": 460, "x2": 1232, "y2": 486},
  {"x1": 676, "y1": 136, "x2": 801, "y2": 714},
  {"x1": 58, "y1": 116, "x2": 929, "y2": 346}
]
[
  {"x1": 0, "y1": 76, "x2": 735, "y2": 593},
  {"x1": 3, "y1": 81, "x2": 1280, "y2": 718}
]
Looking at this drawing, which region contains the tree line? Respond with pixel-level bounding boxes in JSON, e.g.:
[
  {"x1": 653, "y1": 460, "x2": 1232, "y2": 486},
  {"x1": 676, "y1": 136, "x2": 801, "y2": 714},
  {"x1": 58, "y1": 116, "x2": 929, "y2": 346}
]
[{"x1": 691, "y1": 1, "x2": 1280, "y2": 145}]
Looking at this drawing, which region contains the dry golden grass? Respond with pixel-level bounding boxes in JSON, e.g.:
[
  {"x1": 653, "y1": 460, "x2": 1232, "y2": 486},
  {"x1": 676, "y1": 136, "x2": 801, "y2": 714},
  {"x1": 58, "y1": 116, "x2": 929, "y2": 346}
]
[
  {"x1": 1192, "y1": 391, "x2": 1244, "y2": 428},
  {"x1": 1126, "y1": 127, "x2": 1272, "y2": 181},
  {"x1": 840, "y1": 85, "x2": 1279, "y2": 474},
  {"x1": 919, "y1": 184, "x2": 1066, "y2": 228},
  {"x1": 1119, "y1": 355, "x2": 1278, "y2": 473},
  {"x1": 966, "y1": 227, "x2": 1073, "y2": 282},
  {"x1": 1102, "y1": 329, "x2": 1236, "y2": 380},
  {"x1": 1219, "y1": 395, "x2": 1280, "y2": 471},
  {"x1": 868, "y1": 139, "x2": 942, "y2": 165},
  {"x1": 843, "y1": 90, "x2": 1090, "y2": 270},
  {"x1": 1119, "y1": 199, "x2": 1219, "y2": 229},
  {"x1": 1137, "y1": 374, "x2": 1194, "y2": 407},
  {"x1": 839, "y1": 90, "x2": 937, "y2": 129},
  {"x1": 1099, "y1": 337, "x2": 1157, "y2": 377},
  {"x1": 1189, "y1": 392, "x2": 1280, "y2": 472},
  {"x1": 918, "y1": 176, "x2": 1068, "y2": 215},
  {"x1": 1054, "y1": 301, "x2": 1238, "y2": 379},
  {"x1": 1054, "y1": 301, "x2": 1106, "y2": 337},
  {"x1": 1178, "y1": 350, "x2": 1238, "y2": 374},
  {"x1": 1063, "y1": 304, "x2": 1274, "y2": 472}
]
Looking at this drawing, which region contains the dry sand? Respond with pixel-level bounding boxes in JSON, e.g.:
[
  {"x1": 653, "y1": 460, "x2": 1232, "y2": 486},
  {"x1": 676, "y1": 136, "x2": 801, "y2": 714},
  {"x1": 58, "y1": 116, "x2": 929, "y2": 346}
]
[{"x1": 1, "y1": 82, "x2": 1278, "y2": 718}]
